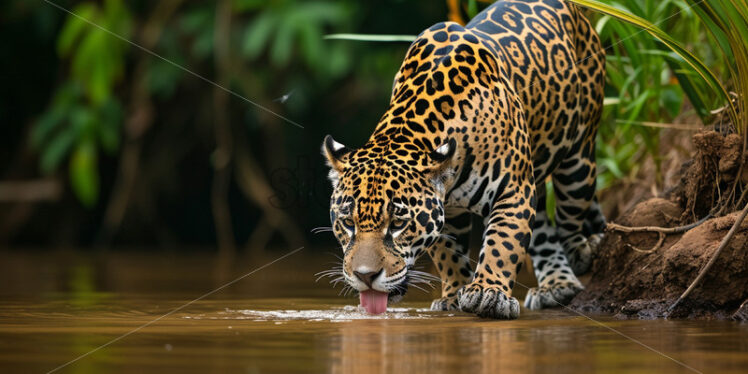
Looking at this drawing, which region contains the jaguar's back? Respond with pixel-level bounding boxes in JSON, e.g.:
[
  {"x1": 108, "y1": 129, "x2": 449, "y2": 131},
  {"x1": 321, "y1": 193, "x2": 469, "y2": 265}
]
[{"x1": 467, "y1": 0, "x2": 604, "y2": 178}]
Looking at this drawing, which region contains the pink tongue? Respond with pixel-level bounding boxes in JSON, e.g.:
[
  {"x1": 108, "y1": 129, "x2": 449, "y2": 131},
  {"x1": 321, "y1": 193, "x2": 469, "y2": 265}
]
[{"x1": 359, "y1": 289, "x2": 389, "y2": 315}]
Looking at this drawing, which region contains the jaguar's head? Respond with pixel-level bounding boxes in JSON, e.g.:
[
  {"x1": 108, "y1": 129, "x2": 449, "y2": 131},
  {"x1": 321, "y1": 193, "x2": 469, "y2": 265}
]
[{"x1": 321, "y1": 134, "x2": 457, "y2": 314}]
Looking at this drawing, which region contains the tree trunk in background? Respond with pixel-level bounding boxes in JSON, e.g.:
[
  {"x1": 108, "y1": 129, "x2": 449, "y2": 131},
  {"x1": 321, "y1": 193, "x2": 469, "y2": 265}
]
[
  {"x1": 212, "y1": 0, "x2": 236, "y2": 256},
  {"x1": 97, "y1": 0, "x2": 184, "y2": 246}
]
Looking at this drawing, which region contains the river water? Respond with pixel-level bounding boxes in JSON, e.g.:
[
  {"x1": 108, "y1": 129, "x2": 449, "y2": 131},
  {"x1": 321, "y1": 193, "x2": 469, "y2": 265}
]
[{"x1": 0, "y1": 249, "x2": 746, "y2": 373}]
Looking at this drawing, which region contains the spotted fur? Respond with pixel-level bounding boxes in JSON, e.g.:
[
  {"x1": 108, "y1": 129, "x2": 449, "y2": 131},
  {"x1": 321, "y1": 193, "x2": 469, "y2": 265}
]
[{"x1": 323, "y1": 0, "x2": 605, "y2": 319}]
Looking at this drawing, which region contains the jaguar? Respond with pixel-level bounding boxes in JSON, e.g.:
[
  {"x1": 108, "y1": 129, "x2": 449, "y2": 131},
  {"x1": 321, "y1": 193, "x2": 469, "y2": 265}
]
[{"x1": 322, "y1": 0, "x2": 606, "y2": 319}]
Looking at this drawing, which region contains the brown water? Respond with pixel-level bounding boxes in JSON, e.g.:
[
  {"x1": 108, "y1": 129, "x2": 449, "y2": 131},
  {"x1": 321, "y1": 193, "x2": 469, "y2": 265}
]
[{"x1": 0, "y1": 249, "x2": 746, "y2": 373}]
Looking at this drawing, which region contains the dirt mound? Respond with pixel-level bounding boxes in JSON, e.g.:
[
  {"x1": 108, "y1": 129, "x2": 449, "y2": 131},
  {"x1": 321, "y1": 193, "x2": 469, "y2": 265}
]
[
  {"x1": 571, "y1": 131, "x2": 748, "y2": 320},
  {"x1": 680, "y1": 132, "x2": 747, "y2": 219}
]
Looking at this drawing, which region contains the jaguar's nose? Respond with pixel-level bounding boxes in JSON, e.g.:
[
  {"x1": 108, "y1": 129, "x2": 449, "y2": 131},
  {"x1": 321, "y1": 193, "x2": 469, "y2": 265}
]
[{"x1": 354, "y1": 269, "x2": 383, "y2": 288}]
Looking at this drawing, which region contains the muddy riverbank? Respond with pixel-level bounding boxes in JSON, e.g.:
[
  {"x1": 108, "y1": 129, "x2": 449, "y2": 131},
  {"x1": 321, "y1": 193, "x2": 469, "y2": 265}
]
[{"x1": 572, "y1": 131, "x2": 748, "y2": 320}]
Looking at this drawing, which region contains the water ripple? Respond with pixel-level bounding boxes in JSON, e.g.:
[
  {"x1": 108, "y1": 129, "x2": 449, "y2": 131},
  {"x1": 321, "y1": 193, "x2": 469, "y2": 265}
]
[{"x1": 182, "y1": 306, "x2": 451, "y2": 322}]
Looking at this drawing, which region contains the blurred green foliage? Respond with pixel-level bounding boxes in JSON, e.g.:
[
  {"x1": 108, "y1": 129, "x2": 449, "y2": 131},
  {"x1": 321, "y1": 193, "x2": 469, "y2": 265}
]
[
  {"x1": 32, "y1": 0, "x2": 130, "y2": 206},
  {"x1": 573, "y1": 0, "x2": 746, "y2": 190},
  {"x1": 30, "y1": 0, "x2": 359, "y2": 208},
  {"x1": 1, "y1": 0, "x2": 445, "y2": 245},
  {"x1": 238, "y1": 0, "x2": 352, "y2": 76},
  {"x1": 594, "y1": 0, "x2": 698, "y2": 189}
]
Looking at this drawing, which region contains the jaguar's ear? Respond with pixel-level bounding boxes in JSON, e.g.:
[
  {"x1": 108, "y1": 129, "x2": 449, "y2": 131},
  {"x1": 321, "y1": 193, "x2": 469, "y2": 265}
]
[{"x1": 322, "y1": 135, "x2": 351, "y2": 184}]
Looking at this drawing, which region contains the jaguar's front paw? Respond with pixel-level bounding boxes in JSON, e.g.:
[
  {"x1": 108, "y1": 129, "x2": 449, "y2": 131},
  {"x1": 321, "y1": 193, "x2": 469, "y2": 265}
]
[
  {"x1": 565, "y1": 239, "x2": 592, "y2": 275},
  {"x1": 430, "y1": 295, "x2": 460, "y2": 311},
  {"x1": 523, "y1": 280, "x2": 583, "y2": 310},
  {"x1": 457, "y1": 283, "x2": 520, "y2": 319}
]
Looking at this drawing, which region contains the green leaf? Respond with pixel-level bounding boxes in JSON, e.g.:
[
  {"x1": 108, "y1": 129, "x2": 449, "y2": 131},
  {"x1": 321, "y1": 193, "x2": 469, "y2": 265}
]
[
  {"x1": 298, "y1": 21, "x2": 323, "y2": 68},
  {"x1": 32, "y1": 98, "x2": 69, "y2": 150},
  {"x1": 326, "y1": 44, "x2": 350, "y2": 78},
  {"x1": 297, "y1": 2, "x2": 347, "y2": 24},
  {"x1": 71, "y1": 28, "x2": 116, "y2": 104},
  {"x1": 102, "y1": 0, "x2": 131, "y2": 36},
  {"x1": 69, "y1": 103, "x2": 95, "y2": 136},
  {"x1": 57, "y1": 4, "x2": 97, "y2": 55},
  {"x1": 180, "y1": 8, "x2": 213, "y2": 33},
  {"x1": 545, "y1": 181, "x2": 556, "y2": 226},
  {"x1": 661, "y1": 86, "x2": 684, "y2": 119},
  {"x1": 242, "y1": 11, "x2": 278, "y2": 59},
  {"x1": 70, "y1": 140, "x2": 99, "y2": 207},
  {"x1": 666, "y1": 58, "x2": 710, "y2": 121},
  {"x1": 623, "y1": 89, "x2": 651, "y2": 122},
  {"x1": 180, "y1": 8, "x2": 214, "y2": 59},
  {"x1": 40, "y1": 125, "x2": 77, "y2": 174},
  {"x1": 600, "y1": 158, "x2": 623, "y2": 178},
  {"x1": 594, "y1": 14, "x2": 611, "y2": 35},
  {"x1": 467, "y1": 0, "x2": 479, "y2": 19},
  {"x1": 270, "y1": 13, "x2": 296, "y2": 66},
  {"x1": 192, "y1": 27, "x2": 214, "y2": 59}
]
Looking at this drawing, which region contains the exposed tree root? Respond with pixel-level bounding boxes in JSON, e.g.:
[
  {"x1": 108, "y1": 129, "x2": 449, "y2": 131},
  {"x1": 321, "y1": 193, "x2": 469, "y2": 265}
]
[{"x1": 606, "y1": 215, "x2": 711, "y2": 253}]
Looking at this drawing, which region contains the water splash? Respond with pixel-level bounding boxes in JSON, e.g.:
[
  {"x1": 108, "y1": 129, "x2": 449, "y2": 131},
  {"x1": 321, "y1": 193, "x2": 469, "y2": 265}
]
[{"x1": 183, "y1": 306, "x2": 452, "y2": 322}]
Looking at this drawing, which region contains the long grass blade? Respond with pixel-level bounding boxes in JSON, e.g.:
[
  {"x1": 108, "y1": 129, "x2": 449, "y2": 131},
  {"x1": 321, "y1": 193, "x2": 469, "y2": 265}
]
[{"x1": 324, "y1": 33, "x2": 416, "y2": 42}]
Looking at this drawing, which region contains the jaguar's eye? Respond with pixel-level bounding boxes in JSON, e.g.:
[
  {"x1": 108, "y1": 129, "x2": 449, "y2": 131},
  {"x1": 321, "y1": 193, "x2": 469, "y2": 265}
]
[
  {"x1": 342, "y1": 218, "x2": 355, "y2": 229},
  {"x1": 390, "y1": 218, "x2": 407, "y2": 230}
]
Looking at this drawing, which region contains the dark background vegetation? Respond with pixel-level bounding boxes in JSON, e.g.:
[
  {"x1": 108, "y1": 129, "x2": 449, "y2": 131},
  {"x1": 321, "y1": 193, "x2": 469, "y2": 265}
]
[{"x1": 0, "y1": 0, "x2": 731, "y2": 252}]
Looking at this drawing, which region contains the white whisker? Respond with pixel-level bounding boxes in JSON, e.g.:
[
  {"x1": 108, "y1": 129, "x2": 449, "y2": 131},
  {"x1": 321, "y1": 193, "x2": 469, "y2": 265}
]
[
  {"x1": 409, "y1": 283, "x2": 429, "y2": 293},
  {"x1": 440, "y1": 233, "x2": 457, "y2": 241},
  {"x1": 410, "y1": 278, "x2": 437, "y2": 289}
]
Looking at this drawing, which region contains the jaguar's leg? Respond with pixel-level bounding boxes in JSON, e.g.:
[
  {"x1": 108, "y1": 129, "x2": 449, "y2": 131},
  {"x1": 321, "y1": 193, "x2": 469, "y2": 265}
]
[
  {"x1": 583, "y1": 196, "x2": 606, "y2": 254},
  {"x1": 524, "y1": 185, "x2": 583, "y2": 310},
  {"x1": 552, "y1": 154, "x2": 598, "y2": 275},
  {"x1": 561, "y1": 5, "x2": 605, "y2": 274},
  {"x1": 457, "y1": 177, "x2": 535, "y2": 319},
  {"x1": 428, "y1": 209, "x2": 473, "y2": 311}
]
